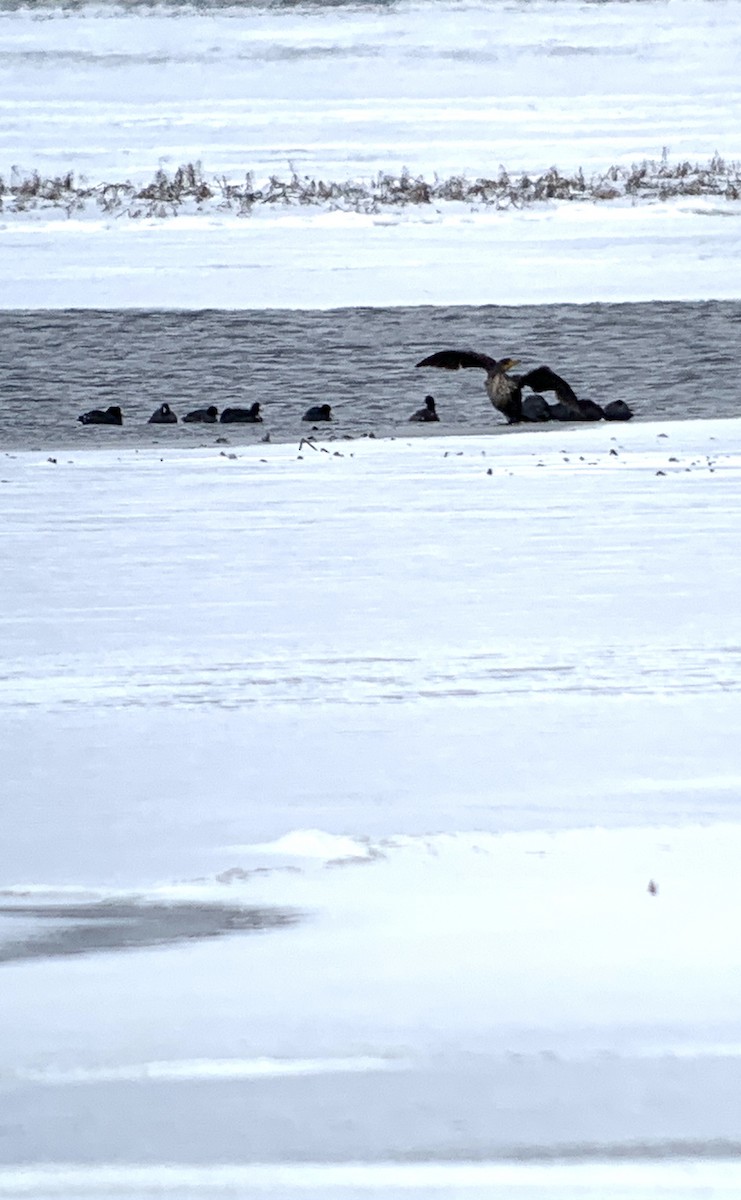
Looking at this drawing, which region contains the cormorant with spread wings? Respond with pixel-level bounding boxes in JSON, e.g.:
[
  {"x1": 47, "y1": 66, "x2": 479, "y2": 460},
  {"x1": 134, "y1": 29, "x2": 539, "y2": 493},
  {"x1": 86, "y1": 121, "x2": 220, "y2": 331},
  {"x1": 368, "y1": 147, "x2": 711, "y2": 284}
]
[{"x1": 415, "y1": 350, "x2": 588, "y2": 424}]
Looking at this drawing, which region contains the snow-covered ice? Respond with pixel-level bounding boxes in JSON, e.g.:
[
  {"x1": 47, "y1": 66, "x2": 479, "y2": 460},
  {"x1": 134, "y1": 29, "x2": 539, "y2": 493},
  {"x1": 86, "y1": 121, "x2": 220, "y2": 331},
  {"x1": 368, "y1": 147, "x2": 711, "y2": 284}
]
[
  {"x1": 5, "y1": 200, "x2": 741, "y2": 309},
  {"x1": 2, "y1": 0, "x2": 741, "y2": 307},
  {"x1": 2, "y1": 421, "x2": 741, "y2": 1194}
]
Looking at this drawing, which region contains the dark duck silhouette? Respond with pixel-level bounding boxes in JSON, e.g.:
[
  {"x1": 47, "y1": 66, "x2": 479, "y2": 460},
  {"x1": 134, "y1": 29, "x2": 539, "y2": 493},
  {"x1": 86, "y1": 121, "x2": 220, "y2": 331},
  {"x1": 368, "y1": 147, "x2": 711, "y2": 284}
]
[
  {"x1": 416, "y1": 350, "x2": 632, "y2": 424},
  {"x1": 603, "y1": 399, "x2": 633, "y2": 421},
  {"x1": 520, "y1": 394, "x2": 553, "y2": 423},
  {"x1": 77, "y1": 406, "x2": 123, "y2": 426},
  {"x1": 184, "y1": 405, "x2": 218, "y2": 423},
  {"x1": 409, "y1": 395, "x2": 439, "y2": 423},
  {"x1": 148, "y1": 403, "x2": 178, "y2": 424},
  {"x1": 220, "y1": 403, "x2": 262, "y2": 424},
  {"x1": 302, "y1": 403, "x2": 332, "y2": 422},
  {"x1": 416, "y1": 351, "x2": 525, "y2": 423}
]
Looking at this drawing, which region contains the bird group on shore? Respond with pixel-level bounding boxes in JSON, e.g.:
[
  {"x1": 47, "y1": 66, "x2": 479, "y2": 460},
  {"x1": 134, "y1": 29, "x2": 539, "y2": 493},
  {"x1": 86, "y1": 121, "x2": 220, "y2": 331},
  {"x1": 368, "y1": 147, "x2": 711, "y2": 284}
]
[
  {"x1": 414, "y1": 349, "x2": 633, "y2": 424},
  {"x1": 76, "y1": 349, "x2": 634, "y2": 431}
]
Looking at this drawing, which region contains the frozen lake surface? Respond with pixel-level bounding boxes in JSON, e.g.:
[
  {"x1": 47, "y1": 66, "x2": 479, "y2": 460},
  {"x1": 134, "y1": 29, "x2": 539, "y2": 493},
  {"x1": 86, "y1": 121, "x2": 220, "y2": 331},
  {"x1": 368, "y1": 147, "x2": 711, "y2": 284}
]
[
  {"x1": 3, "y1": 0, "x2": 741, "y2": 1193},
  {"x1": 3, "y1": 421, "x2": 741, "y2": 1197}
]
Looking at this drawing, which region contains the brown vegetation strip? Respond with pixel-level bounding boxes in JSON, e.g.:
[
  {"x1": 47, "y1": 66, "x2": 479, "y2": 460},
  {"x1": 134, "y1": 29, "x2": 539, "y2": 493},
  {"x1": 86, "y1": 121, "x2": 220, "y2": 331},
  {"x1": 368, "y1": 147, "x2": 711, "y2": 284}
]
[{"x1": 1, "y1": 155, "x2": 740, "y2": 218}]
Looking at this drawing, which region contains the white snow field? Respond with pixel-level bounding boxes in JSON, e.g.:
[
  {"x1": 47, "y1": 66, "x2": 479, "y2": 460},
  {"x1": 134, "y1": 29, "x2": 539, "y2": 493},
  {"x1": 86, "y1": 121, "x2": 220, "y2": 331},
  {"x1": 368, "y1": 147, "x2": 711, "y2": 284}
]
[
  {"x1": 5, "y1": 200, "x2": 741, "y2": 309},
  {"x1": 2, "y1": 0, "x2": 741, "y2": 307},
  {"x1": 3, "y1": 418, "x2": 741, "y2": 1196}
]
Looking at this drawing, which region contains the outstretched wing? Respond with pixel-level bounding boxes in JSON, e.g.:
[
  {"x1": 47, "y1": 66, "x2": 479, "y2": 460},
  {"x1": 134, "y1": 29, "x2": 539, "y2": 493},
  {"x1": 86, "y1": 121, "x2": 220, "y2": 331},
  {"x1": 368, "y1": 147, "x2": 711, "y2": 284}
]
[
  {"x1": 518, "y1": 365, "x2": 579, "y2": 406},
  {"x1": 416, "y1": 349, "x2": 500, "y2": 373}
]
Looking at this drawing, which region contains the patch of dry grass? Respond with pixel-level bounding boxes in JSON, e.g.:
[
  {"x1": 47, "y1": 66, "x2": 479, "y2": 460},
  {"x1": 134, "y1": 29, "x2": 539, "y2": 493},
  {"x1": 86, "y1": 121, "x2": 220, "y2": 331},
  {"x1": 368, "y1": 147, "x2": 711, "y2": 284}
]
[{"x1": 2, "y1": 154, "x2": 740, "y2": 218}]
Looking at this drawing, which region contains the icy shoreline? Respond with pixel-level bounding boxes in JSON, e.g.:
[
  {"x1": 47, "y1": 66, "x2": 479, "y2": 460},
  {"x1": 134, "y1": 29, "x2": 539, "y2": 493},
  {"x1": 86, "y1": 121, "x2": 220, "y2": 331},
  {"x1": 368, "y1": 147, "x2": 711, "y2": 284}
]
[{"x1": 4, "y1": 198, "x2": 741, "y2": 309}]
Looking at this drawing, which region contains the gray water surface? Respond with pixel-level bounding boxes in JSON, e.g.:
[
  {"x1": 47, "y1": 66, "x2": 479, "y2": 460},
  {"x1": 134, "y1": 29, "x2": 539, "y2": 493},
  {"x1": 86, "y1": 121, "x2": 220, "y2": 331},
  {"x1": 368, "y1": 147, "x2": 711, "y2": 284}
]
[{"x1": 1, "y1": 301, "x2": 739, "y2": 450}]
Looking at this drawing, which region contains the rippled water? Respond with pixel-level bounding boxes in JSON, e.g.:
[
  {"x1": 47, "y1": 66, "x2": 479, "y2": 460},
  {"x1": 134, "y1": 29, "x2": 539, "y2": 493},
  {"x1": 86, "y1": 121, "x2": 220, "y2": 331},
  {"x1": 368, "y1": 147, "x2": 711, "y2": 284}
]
[{"x1": 1, "y1": 299, "x2": 738, "y2": 450}]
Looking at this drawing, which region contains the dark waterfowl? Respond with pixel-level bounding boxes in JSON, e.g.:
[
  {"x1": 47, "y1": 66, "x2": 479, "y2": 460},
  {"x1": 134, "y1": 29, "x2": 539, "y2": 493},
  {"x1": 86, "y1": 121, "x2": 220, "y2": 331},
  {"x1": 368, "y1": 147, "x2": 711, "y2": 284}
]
[
  {"x1": 416, "y1": 350, "x2": 524, "y2": 423},
  {"x1": 516, "y1": 364, "x2": 581, "y2": 412},
  {"x1": 77, "y1": 406, "x2": 123, "y2": 426},
  {"x1": 416, "y1": 349, "x2": 633, "y2": 424},
  {"x1": 603, "y1": 399, "x2": 633, "y2": 421},
  {"x1": 574, "y1": 398, "x2": 605, "y2": 422},
  {"x1": 303, "y1": 403, "x2": 332, "y2": 422},
  {"x1": 220, "y1": 403, "x2": 262, "y2": 424},
  {"x1": 409, "y1": 395, "x2": 439, "y2": 423},
  {"x1": 545, "y1": 397, "x2": 604, "y2": 423},
  {"x1": 148, "y1": 403, "x2": 178, "y2": 425},
  {"x1": 184, "y1": 405, "x2": 218, "y2": 423},
  {"x1": 521, "y1": 394, "x2": 552, "y2": 423},
  {"x1": 548, "y1": 401, "x2": 582, "y2": 422}
]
